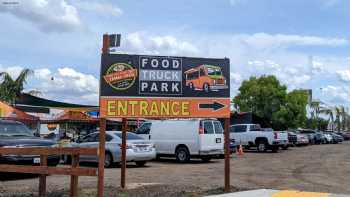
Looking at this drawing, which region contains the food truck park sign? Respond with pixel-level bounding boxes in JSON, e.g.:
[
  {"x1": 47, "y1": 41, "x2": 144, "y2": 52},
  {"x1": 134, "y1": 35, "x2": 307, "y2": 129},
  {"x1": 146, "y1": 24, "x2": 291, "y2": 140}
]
[{"x1": 100, "y1": 54, "x2": 230, "y2": 118}]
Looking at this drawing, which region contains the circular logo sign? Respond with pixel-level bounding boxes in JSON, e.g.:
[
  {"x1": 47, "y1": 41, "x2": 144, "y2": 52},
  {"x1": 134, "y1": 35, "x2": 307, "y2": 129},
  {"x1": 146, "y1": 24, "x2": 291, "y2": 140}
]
[{"x1": 103, "y1": 63, "x2": 137, "y2": 91}]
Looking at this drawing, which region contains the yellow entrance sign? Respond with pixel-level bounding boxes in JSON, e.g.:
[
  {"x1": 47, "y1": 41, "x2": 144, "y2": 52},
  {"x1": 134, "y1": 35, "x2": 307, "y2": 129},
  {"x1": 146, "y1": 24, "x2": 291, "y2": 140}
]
[
  {"x1": 100, "y1": 97, "x2": 230, "y2": 118},
  {"x1": 106, "y1": 100, "x2": 190, "y2": 117}
]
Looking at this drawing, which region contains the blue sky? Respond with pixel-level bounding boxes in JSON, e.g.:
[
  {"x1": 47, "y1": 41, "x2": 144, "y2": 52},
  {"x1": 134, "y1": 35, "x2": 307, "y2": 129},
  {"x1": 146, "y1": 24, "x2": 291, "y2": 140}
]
[{"x1": 1, "y1": 0, "x2": 350, "y2": 109}]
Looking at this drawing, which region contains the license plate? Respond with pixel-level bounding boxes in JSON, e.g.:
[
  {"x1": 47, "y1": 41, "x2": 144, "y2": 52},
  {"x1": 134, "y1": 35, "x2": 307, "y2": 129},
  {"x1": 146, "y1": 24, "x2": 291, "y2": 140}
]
[
  {"x1": 136, "y1": 147, "x2": 148, "y2": 152},
  {"x1": 33, "y1": 158, "x2": 41, "y2": 164},
  {"x1": 216, "y1": 138, "x2": 221, "y2": 143}
]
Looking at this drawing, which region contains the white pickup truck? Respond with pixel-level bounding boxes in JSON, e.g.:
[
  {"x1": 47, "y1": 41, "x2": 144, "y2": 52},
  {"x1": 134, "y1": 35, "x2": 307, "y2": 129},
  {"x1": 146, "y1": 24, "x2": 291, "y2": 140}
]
[{"x1": 230, "y1": 124, "x2": 288, "y2": 152}]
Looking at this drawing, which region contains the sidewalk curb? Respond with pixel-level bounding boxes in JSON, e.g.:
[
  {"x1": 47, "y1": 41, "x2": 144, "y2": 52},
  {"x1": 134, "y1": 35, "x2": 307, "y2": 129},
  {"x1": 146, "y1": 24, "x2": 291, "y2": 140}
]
[{"x1": 207, "y1": 189, "x2": 350, "y2": 197}]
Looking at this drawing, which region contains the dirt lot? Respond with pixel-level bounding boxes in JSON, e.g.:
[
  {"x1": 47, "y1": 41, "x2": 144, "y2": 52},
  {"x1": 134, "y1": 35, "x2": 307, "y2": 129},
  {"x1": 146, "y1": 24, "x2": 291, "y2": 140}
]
[{"x1": 1, "y1": 142, "x2": 350, "y2": 196}]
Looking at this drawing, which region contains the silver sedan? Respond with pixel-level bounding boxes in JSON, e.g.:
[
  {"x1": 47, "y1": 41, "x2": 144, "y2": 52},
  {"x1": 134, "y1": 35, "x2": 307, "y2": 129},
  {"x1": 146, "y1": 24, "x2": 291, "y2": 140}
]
[{"x1": 70, "y1": 131, "x2": 156, "y2": 167}]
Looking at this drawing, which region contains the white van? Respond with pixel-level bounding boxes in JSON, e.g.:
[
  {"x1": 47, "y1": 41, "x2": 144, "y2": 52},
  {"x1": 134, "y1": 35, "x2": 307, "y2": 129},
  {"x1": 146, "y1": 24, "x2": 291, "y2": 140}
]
[{"x1": 135, "y1": 119, "x2": 224, "y2": 163}]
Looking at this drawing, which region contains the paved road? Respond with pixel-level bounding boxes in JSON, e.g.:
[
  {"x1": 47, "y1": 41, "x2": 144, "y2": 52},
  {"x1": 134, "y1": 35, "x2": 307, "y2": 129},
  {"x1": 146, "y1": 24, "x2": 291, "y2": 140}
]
[{"x1": 1, "y1": 141, "x2": 350, "y2": 195}]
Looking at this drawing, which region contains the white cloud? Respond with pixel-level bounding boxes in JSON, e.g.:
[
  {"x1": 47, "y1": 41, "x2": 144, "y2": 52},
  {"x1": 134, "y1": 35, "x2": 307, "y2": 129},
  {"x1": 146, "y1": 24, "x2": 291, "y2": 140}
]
[
  {"x1": 230, "y1": 73, "x2": 242, "y2": 84},
  {"x1": 311, "y1": 59, "x2": 325, "y2": 74},
  {"x1": 0, "y1": 0, "x2": 82, "y2": 33},
  {"x1": 238, "y1": 33, "x2": 348, "y2": 50},
  {"x1": 1, "y1": 65, "x2": 98, "y2": 105},
  {"x1": 322, "y1": 85, "x2": 350, "y2": 105},
  {"x1": 34, "y1": 67, "x2": 99, "y2": 104},
  {"x1": 0, "y1": 64, "x2": 24, "y2": 79},
  {"x1": 336, "y1": 69, "x2": 350, "y2": 82},
  {"x1": 74, "y1": 1, "x2": 123, "y2": 17},
  {"x1": 246, "y1": 59, "x2": 311, "y2": 89},
  {"x1": 119, "y1": 32, "x2": 200, "y2": 56},
  {"x1": 35, "y1": 68, "x2": 51, "y2": 79}
]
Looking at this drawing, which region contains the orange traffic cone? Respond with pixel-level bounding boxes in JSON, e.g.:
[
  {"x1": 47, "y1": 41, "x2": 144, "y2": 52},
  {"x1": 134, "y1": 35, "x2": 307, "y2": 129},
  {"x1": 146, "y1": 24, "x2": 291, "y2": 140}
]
[{"x1": 237, "y1": 145, "x2": 244, "y2": 156}]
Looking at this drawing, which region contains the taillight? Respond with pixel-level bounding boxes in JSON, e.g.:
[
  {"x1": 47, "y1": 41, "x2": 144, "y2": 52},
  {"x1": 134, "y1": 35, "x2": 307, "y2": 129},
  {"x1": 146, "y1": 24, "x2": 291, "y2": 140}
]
[
  {"x1": 274, "y1": 132, "x2": 278, "y2": 139},
  {"x1": 119, "y1": 144, "x2": 133, "y2": 149},
  {"x1": 199, "y1": 124, "x2": 204, "y2": 134}
]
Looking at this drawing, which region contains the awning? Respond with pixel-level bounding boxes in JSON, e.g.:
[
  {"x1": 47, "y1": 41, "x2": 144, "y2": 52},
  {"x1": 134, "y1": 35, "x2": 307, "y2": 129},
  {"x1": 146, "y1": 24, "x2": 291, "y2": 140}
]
[{"x1": 15, "y1": 94, "x2": 97, "y2": 111}]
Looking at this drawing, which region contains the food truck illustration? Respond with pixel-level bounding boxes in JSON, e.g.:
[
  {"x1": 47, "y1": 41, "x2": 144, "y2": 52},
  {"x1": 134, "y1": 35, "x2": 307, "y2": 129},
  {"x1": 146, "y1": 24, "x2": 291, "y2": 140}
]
[{"x1": 184, "y1": 64, "x2": 228, "y2": 92}]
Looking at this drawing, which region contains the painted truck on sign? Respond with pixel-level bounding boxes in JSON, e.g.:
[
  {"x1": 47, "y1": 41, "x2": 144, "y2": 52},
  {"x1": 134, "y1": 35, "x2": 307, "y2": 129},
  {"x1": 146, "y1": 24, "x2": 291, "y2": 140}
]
[{"x1": 184, "y1": 65, "x2": 228, "y2": 92}]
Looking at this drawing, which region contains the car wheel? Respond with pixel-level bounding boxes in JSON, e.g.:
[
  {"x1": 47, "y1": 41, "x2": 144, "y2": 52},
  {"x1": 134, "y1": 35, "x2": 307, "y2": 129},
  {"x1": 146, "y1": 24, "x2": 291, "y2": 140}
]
[
  {"x1": 201, "y1": 157, "x2": 212, "y2": 162},
  {"x1": 282, "y1": 145, "x2": 289, "y2": 150},
  {"x1": 175, "y1": 146, "x2": 190, "y2": 163},
  {"x1": 203, "y1": 83, "x2": 210, "y2": 93},
  {"x1": 135, "y1": 161, "x2": 147, "y2": 167},
  {"x1": 104, "y1": 152, "x2": 114, "y2": 168},
  {"x1": 256, "y1": 141, "x2": 267, "y2": 152}
]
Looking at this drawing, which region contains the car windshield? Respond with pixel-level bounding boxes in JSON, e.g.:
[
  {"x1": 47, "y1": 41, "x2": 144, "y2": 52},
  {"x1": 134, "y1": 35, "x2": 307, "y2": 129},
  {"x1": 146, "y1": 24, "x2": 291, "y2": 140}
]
[
  {"x1": 0, "y1": 122, "x2": 33, "y2": 137},
  {"x1": 207, "y1": 67, "x2": 222, "y2": 76},
  {"x1": 114, "y1": 132, "x2": 144, "y2": 140}
]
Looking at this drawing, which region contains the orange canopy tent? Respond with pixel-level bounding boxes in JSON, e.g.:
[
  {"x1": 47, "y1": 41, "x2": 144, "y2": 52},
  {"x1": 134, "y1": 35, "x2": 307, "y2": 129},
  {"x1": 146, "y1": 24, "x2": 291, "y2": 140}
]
[{"x1": 0, "y1": 101, "x2": 39, "y2": 122}]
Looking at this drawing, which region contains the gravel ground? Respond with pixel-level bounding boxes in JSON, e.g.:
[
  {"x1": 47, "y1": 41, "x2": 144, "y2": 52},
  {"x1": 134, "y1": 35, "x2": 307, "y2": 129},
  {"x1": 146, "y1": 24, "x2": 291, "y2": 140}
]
[{"x1": 1, "y1": 141, "x2": 350, "y2": 196}]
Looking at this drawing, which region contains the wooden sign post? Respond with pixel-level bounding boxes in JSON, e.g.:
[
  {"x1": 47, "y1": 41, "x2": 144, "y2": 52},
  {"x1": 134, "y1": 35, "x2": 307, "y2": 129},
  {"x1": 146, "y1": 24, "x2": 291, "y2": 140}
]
[{"x1": 99, "y1": 33, "x2": 231, "y2": 192}]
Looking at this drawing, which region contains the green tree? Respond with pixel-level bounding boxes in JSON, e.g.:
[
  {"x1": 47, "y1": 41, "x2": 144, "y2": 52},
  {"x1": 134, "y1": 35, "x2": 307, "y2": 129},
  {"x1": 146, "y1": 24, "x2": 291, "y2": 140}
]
[
  {"x1": 234, "y1": 75, "x2": 287, "y2": 128},
  {"x1": 235, "y1": 75, "x2": 308, "y2": 130},
  {"x1": 306, "y1": 118, "x2": 329, "y2": 130},
  {"x1": 270, "y1": 90, "x2": 308, "y2": 130},
  {"x1": 283, "y1": 90, "x2": 308, "y2": 129},
  {"x1": 0, "y1": 69, "x2": 33, "y2": 104}
]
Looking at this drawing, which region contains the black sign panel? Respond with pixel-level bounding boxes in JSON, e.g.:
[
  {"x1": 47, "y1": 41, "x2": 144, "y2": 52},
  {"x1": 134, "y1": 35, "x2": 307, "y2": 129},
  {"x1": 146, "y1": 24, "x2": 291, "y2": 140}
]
[{"x1": 100, "y1": 54, "x2": 230, "y2": 98}]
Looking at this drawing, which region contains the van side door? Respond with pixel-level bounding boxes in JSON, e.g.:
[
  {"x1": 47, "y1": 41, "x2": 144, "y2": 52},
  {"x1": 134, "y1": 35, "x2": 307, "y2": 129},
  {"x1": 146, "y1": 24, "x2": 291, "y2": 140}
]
[{"x1": 199, "y1": 120, "x2": 222, "y2": 152}]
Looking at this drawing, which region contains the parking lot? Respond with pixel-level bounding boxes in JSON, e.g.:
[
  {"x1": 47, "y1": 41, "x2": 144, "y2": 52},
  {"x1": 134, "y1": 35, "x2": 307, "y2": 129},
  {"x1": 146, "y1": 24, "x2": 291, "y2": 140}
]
[{"x1": 1, "y1": 142, "x2": 350, "y2": 196}]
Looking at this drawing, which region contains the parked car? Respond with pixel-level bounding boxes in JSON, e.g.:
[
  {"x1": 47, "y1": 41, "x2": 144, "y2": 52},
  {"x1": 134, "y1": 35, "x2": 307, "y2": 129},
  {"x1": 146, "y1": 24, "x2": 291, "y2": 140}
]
[
  {"x1": 230, "y1": 124, "x2": 288, "y2": 152},
  {"x1": 297, "y1": 129, "x2": 317, "y2": 144},
  {"x1": 136, "y1": 119, "x2": 224, "y2": 163},
  {"x1": 322, "y1": 132, "x2": 334, "y2": 144},
  {"x1": 314, "y1": 131, "x2": 325, "y2": 144},
  {"x1": 70, "y1": 131, "x2": 156, "y2": 167},
  {"x1": 330, "y1": 133, "x2": 343, "y2": 144},
  {"x1": 0, "y1": 120, "x2": 60, "y2": 166},
  {"x1": 336, "y1": 132, "x2": 350, "y2": 141},
  {"x1": 287, "y1": 131, "x2": 298, "y2": 146},
  {"x1": 295, "y1": 133, "x2": 309, "y2": 146}
]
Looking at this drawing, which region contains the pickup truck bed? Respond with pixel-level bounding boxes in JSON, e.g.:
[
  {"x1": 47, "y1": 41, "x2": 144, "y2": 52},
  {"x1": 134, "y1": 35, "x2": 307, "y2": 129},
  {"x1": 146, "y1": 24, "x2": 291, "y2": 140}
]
[{"x1": 230, "y1": 124, "x2": 288, "y2": 152}]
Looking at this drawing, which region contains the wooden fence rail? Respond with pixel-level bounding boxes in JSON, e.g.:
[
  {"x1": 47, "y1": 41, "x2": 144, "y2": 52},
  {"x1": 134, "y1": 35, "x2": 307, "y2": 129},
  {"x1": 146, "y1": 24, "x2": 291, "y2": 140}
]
[{"x1": 0, "y1": 147, "x2": 99, "y2": 197}]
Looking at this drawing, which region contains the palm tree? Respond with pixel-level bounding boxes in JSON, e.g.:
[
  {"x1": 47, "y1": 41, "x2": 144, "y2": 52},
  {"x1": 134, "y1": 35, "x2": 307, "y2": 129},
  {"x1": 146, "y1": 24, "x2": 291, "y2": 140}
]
[
  {"x1": 310, "y1": 101, "x2": 321, "y2": 120},
  {"x1": 309, "y1": 101, "x2": 323, "y2": 129},
  {"x1": 320, "y1": 107, "x2": 334, "y2": 131},
  {"x1": 340, "y1": 106, "x2": 348, "y2": 131},
  {"x1": 335, "y1": 106, "x2": 342, "y2": 132},
  {"x1": 0, "y1": 68, "x2": 33, "y2": 104}
]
